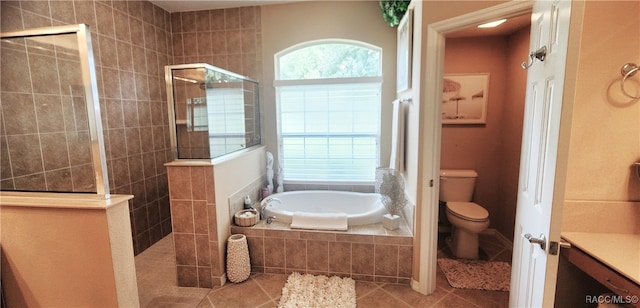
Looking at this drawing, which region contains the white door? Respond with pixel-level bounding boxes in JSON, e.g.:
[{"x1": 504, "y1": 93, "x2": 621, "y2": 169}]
[{"x1": 509, "y1": 0, "x2": 572, "y2": 307}]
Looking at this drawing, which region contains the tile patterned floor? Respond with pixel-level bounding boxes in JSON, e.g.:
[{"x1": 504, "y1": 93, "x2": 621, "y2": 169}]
[{"x1": 135, "y1": 231, "x2": 513, "y2": 307}]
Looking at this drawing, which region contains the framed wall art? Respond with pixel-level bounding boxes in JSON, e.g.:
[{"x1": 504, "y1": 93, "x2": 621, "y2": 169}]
[
  {"x1": 441, "y1": 73, "x2": 489, "y2": 124},
  {"x1": 396, "y1": 9, "x2": 413, "y2": 93}
]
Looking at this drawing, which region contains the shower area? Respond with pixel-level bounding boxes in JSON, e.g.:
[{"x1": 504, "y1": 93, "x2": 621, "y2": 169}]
[
  {"x1": 166, "y1": 63, "x2": 261, "y2": 160},
  {"x1": 1, "y1": 24, "x2": 139, "y2": 307},
  {"x1": 1, "y1": 25, "x2": 106, "y2": 195},
  {"x1": 1, "y1": 20, "x2": 174, "y2": 256},
  {"x1": 163, "y1": 63, "x2": 264, "y2": 288}
]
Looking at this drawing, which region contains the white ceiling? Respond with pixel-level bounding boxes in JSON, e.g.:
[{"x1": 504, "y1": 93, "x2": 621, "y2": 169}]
[{"x1": 149, "y1": 1, "x2": 531, "y2": 38}]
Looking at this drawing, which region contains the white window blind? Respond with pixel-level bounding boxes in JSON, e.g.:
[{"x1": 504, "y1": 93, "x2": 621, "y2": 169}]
[
  {"x1": 186, "y1": 97, "x2": 207, "y2": 131},
  {"x1": 206, "y1": 88, "x2": 246, "y2": 156},
  {"x1": 275, "y1": 40, "x2": 382, "y2": 183},
  {"x1": 278, "y1": 82, "x2": 380, "y2": 182}
]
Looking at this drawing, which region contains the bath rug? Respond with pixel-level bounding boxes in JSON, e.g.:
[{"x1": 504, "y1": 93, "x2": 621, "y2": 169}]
[
  {"x1": 278, "y1": 272, "x2": 356, "y2": 308},
  {"x1": 438, "y1": 258, "x2": 511, "y2": 291}
]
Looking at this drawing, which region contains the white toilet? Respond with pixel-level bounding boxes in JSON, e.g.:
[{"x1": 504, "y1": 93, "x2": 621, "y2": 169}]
[{"x1": 440, "y1": 169, "x2": 489, "y2": 259}]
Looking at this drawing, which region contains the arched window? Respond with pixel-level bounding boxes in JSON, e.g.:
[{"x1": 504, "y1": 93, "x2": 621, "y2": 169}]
[{"x1": 275, "y1": 40, "x2": 382, "y2": 183}]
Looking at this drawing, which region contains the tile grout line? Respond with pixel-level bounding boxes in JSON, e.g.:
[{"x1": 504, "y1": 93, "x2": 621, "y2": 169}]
[
  {"x1": 251, "y1": 274, "x2": 280, "y2": 302},
  {"x1": 376, "y1": 283, "x2": 417, "y2": 307},
  {"x1": 446, "y1": 290, "x2": 484, "y2": 308},
  {"x1": 355, "y1": 281, "x2": 383, "y2": 300}
]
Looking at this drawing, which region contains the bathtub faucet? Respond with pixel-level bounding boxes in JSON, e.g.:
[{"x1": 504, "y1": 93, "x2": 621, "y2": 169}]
[
  {"x1": 266, "y1": 216, "x2": 276, "y2": 224},
  {"x1": 259, "y1": 198, "x2": 281, "y2": 221},
  {"x1": 262, "y1": 197, "x2": 281, "y2": 206}
]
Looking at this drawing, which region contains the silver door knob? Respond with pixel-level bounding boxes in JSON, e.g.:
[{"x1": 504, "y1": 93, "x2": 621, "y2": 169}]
[{"x1": 524, "y1": 233, "x2": 546, "y2": 251}]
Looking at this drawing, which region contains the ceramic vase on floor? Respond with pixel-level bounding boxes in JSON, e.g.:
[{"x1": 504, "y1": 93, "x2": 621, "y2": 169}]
[{"x1": 226, "y1": 234, "x2": 251, "y2": 283}]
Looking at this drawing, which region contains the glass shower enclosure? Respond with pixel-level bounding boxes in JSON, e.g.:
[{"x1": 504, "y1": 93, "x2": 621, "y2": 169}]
[
  {"x1": 165, "y1": 64, "x2": 260, "y2": 160},
  {"x1": 1, "y1": 24, "x2": 109, "y2": 197}
]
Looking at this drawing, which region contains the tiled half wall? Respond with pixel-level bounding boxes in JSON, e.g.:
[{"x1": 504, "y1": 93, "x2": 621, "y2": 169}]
[
  {"x1": 167, "y1": 164, "x2": 221, "y2": 288},
  {"x1": 166, "y1": 147, "x2": 266, "y2": 288}
]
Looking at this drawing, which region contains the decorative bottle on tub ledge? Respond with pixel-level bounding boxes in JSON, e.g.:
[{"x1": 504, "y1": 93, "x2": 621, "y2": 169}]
[
  {"x1": 276, "y1": 166, "x2": 284, "y2": 193},
  {"x1": 244, "y1": 195, "x2": 252, "y2": 210},
  {"x1": 266, "y1": 152, "x2": 274, "y2": 194}
]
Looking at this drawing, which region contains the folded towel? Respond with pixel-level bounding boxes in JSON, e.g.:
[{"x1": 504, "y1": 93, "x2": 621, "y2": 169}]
[
  {"x1": 389, "y1": 99, "x2": 407, "y2": 172},
  {"x1": 290, "y1": 212, "x2": 348, "y2": 231}
]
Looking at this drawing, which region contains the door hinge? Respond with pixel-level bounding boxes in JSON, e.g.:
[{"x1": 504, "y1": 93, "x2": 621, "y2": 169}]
[
  {"x1": 429, "y1": 179, "x2": 434, "y2": 187},
  {"x1": 549, "y1": 241, "x2": 559, "y2": 255}
]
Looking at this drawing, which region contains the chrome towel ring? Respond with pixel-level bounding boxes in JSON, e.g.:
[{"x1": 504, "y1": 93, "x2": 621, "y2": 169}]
[{"x1": 620, "y1": 63, "x2": 640, "y2": 99}]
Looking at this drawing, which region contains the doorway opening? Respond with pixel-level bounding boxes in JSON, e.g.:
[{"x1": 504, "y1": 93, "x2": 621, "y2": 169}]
[
  {"x1": 433, "y1": 15, "x2": 531, "y2": 305},
  {"x1": 437, "y1": 11, "x2": 531, "y2": 259},
  {"x1": 414, "y1": 0, "x2": 535, "y2": 297}
]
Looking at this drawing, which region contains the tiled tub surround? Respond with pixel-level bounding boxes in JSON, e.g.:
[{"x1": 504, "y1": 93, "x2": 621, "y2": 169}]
[{"x1": 231, "y1": 220, "x2": 414, "y2": 284}]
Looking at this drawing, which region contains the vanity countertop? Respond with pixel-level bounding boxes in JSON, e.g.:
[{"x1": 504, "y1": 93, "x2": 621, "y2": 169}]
[{"x1": 561, "y1": 232, "x2": 640, "y2": 285}]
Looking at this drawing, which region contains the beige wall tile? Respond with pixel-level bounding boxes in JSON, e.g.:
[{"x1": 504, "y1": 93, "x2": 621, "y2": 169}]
[
  {"x1": 176, "y1": 265, "x2": 198, "y2": 287},
  {"x1": 306, "y1": 240, "x2": 329, "y2": 272},
  {"x1": 174, "y1": 233, "x2": 196, "y2": 266},
  {"x1": 285, "y1": 238, "x2": 306, "y2": 270},
  {"x1": 352, "y1": 243, "x2": 374, "y2": 275},
  {"x1": 170, "y1": 200, "x2": 194, "y2": 233},
  {"x1": 264, "y1": 237, "x2": 285, "y2": 268}
]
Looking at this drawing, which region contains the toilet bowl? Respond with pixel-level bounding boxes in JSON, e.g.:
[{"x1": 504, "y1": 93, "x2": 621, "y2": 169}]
[
  {"x1": 445, "y1": 201, "x2": 489, "y2": 259},
  {"x1": 439, "y1": 169, "x2": 490, "y2": 259}
]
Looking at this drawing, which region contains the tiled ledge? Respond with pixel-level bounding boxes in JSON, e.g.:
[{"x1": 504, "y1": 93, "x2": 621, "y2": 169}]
[
  {"x1": 231, "y1": 219, "x2": 414, "y2": 284},
  {"x1": 232, "y1": 219, "x2": 413, "y2": 239},
  {"x1": 0, "y1": 192, "x2": 133, "y2": 210}
]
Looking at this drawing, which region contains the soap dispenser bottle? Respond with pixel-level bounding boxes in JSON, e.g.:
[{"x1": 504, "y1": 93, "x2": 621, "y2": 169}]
[{"x1": 244, "y1": 195, "x2": 252, "y2": 210}]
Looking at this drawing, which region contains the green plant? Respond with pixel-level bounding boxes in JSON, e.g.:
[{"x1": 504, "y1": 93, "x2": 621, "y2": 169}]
[{"x1": 379, "y1": 0, "x2": 410, "y2": 27}]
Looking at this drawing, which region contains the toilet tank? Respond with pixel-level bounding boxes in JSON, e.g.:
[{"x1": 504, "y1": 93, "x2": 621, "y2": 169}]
[{"x1": 439, "y1": 169, "x2": 478, "y2": 202}]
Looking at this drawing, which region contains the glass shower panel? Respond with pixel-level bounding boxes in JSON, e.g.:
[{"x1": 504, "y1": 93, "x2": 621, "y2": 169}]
[
  {"x1": 206, "y1": 78, "x2": 246, "y2": 157},
  {"x1": 1, "y1": 32, "x2": 96, "y2": 193},
  {"x1": 167, "y1": 64, "x2": 260, "y2": 160}
]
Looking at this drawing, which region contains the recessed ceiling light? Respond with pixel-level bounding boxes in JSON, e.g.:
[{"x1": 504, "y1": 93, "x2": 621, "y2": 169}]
[{"x1": 478, "y1": 19, "x2": 507, "y2": 28}]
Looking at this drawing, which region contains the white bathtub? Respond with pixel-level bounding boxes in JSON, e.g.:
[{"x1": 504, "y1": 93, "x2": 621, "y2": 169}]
[{"x1": 261, "y1": 190, "x2": 386, "y2": 226}]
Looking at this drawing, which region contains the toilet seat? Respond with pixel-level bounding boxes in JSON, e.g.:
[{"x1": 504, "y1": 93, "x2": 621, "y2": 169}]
[{"x1": 446, "y1": 202, "x2": 489, "y2": 222}]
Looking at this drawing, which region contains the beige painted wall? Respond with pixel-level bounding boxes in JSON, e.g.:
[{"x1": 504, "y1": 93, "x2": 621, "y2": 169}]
[
  {"x1": 213, "y1": 146, "x2": 267, "y2": 240},
  {"x1": 562, "y1": 1, "x2": 640, "y2": 232},
  {"x1": 1, "y1": 195, "x2": 138, "y2": 307},
  {"x1": 564, "y1": 0, "x2": 640, "y2": 202},
  {"x1": 260, "y1": 1, "x2": 397, "y2": 172},
  {"x1": 213, "y1": 146, "x2": 267, "y2": 273},
  {"x1": 442, "y1": 26, "x2": 529, "y2": 241}
]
